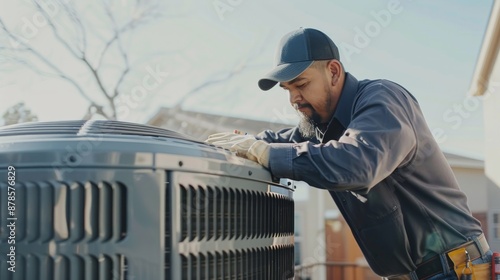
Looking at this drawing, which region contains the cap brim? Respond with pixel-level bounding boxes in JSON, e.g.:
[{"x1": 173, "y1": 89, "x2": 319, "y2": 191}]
[{"x1": 258, "y1": 61, "x2": 313, "y2": 91}]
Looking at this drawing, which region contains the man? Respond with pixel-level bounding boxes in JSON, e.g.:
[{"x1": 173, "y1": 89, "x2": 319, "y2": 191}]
[{"x1": 206, "y1": 28, "x2": 493, "y2": 279}]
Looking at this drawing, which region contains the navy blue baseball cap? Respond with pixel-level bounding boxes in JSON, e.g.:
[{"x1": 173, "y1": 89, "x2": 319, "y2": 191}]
[{"x1": 258, "y1": 28, "x2": 340, "y2": 91}]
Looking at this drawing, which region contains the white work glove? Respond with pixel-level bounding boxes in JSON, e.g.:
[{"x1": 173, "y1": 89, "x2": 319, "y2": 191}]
[
  {"x1": 206, "y1": 132, "x2": 256, "y2": 150},
  {"x1": 245, "y1": 140, "x2": 270, "y2": 168},
  {"x1": 205, "y1": 131, "x2": 270, "y2": 168},
  {"x1": 205, "y1": 131, "x2": 242, "y2": 144}
]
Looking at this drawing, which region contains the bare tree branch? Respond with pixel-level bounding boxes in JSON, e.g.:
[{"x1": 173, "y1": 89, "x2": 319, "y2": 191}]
[
  {"x1": 95, "y1": 5, "x2": 161, "y2": 69},
  {"x1": 31, "y1": 0, "x2": 115, "y2": 101},
  {"x1": 112, "y1": 68, "x2": 130, "y2": 97},
  {"x1": 34, "y1": 0, "x2": 114, "y2": 104},
  {"x1": 173, "y1": 31, "x2": 272, "y2": 110},
  {"x1": 1, "y1": 54, "x2": 56, "y2": 77},
  {"x1": 1, "y1": 0, "x2": 187, "y2": 121},
  {"x1": 60, "y1": 1, "x2": 88, "y2": 54},
  {"x1": 105, "y1": 7, "x2": 129, "y2": 68},
  {"x1": 82, "y1": 103, "x2": 111, "y2": 120},
  {"x1": 81, "y1": 58, "x2": 112, "y2": 100},
  {"x1": 103, "y1": 1, "x2": 131, "y2": 101},
  {"x1": 32, "y1": 0, "x2": 82, "y2": 58},
  {"x1": 0, "y1": 17, "x2": 95, "y2": 104}
]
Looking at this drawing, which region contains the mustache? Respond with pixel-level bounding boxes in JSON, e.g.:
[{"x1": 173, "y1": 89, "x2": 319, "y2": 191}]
[{"x1": 293, "y1": 103, "x2": 312, "y2": 110}]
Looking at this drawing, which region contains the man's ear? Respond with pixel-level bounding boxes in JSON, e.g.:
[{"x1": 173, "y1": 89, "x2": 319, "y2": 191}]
[
  {"x1": 332, "y1": 75, "x2": 338, "y2": 85},
  {"x1": 328, "y1": 60, "x2": 341, "y2": 85}
]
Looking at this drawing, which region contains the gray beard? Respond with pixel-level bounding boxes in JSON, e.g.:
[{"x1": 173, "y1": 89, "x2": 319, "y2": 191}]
[
  {"x1": 297, "y1": 112, "x2": 320, "y2": 139},
  {"x1": 298, "y1": 118, "x2": 316, "y2": 138},
  {"x1": 294, "y1": 101, "x2": 327, "y2": 139}
]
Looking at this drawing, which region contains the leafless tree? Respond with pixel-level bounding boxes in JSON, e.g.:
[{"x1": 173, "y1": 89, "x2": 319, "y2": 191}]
[
  {"x1": 1, "y1": 0, "x2": 272, "y2": 134},
  {"x1": 0, "y1": 0, "x2": 165, "y2": 120}
]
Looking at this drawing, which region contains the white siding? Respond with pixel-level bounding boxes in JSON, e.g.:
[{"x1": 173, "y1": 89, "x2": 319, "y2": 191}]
[
  {"x1": 453, "y1": 167, "x2": 489, "y2": 212},
  {"x1": 484, "y1": 55, "x2": 500, "y2": 188}
]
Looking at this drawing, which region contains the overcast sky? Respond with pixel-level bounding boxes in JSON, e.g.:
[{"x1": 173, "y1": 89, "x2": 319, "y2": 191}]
[{"x1": 0, "y1": 0, "x2": 494, "y2": 159}]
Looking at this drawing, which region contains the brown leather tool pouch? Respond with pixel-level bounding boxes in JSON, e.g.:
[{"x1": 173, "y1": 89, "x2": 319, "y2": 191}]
[{"x1": 447, "y1": 248, "x2": 491, "y2": 279}]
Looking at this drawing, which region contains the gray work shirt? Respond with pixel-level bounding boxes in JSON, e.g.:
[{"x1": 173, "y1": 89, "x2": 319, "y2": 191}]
[{"x1": 257, "y1": 72, "x2": 483, "y2": 277}]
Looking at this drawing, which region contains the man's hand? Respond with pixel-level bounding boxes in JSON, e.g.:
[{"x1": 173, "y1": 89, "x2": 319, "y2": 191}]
[
  {"x1": 206, "y1": 132, "x2": 257, "y2": 151},
  {"x1": 245, "y1": 140, "x2": 270, "y2": 168},
  {"x1": 205, "y1": 132, "x2": 270, "y2": 168}
]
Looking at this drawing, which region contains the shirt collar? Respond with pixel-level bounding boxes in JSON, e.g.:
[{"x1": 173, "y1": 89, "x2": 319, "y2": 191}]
[
  {"x1": 331, "y1": 72, "x2": 359, "y2": 129},
  {"x1": 316, "y1": 72, "x2": 359, "y2": 142}
]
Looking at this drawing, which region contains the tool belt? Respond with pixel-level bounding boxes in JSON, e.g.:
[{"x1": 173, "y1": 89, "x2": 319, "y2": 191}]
[{"x1": 389, "y1": 233, "x2": 490, "y2": 280}]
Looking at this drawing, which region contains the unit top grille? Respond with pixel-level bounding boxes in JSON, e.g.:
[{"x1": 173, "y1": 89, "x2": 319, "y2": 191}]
[{"x1": 0, "y1": 120, "x2": 199, "y2": 143}]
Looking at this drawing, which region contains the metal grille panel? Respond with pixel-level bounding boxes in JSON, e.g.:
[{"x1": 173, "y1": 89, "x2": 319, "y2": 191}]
[
  {"x1": 170, "y1": 172, "x2": 295, "y2": 279},
  {"x1": 177, "y1": 246, "x2": 294, "y2": 280},
  {"x1": 0, "y1": 181, "x2": 127, "y2": 244},
  {"x1": 0, "y1": 254, "x2": 128, "y2": 280},
  {"x1": 177, "y1": 183, "x2": 294, "y2": 243}
]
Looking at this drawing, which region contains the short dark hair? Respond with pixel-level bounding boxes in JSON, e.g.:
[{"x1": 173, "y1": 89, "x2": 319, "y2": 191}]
[
  {"x1": 310, "y1": 60, "x2": 330, "y2": 71},
  {"x1": 310, "y1": 59, "x2": 345, "y2": 73}
]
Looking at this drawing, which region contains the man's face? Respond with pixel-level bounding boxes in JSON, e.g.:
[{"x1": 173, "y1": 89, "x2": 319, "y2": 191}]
[{"x1": 280, "y1": 62, "x2": 339, "y2": 136}]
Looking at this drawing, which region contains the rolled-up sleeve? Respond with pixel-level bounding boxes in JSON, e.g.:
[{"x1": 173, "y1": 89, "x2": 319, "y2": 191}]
[{"x1": 269, "y1": 83, "x2": 418, "y2": 193}]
